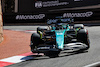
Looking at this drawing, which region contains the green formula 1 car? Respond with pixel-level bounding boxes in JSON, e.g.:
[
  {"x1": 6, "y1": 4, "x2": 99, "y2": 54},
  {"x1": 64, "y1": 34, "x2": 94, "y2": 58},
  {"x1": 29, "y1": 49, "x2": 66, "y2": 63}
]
[{"x1": 30, "y1": 18, "x2": 90, "y2": 58}]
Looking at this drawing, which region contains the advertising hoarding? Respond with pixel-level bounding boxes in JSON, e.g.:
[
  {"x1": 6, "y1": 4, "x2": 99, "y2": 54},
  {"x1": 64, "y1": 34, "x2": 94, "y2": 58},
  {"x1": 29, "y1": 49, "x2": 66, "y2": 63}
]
[{"x1": 2, "y1": 0, "x2": 100, "y2": 23}]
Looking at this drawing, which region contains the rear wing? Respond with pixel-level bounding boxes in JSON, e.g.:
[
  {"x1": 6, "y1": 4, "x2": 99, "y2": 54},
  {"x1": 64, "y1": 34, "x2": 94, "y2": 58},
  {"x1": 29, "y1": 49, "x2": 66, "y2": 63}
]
[{"x1": 47, "y1": 18, "x2": 74, "y2": 25}]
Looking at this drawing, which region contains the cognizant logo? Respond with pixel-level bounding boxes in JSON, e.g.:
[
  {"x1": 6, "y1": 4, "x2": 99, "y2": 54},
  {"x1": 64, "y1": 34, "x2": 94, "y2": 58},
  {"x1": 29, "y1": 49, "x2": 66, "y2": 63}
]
[
  {"x1": 16, "y1": 14, "x2": 45, "y2": 20},
  {"x1": 63, "y1": 11, "x2": 93, "y2": 17}
]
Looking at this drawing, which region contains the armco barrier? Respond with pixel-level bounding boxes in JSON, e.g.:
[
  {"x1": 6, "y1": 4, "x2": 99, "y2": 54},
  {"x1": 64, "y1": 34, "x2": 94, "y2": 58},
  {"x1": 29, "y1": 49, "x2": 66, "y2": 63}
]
[{"x1": 0, "y1": 0, "x2": 3, "y2": 43}]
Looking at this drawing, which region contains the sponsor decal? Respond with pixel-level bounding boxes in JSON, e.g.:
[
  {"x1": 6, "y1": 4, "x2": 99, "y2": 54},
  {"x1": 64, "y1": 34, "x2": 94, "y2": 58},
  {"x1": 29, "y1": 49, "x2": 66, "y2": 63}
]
[
  {"x1": 63, "y1": 11, "x2": 93, "y2": 17},
  {"x1": 74, "y1": 0, "x2": 83, "y2": 1},
  {"x1": 35, "y1": 0, "x2": 69, "y2": 8},
  {"x1": 16, "y1": 14, "x2": 45, "y2": 20},
  {"x1": 35, "y1": 1, "x2": 42, "y2": 8},
  {"x1": 37, "y1": 47, "x2": 50, "y2": 50},
  {"x1": 57, "y1": 33, "x2": 63, "y2": 35},
  {"x1": 47, "y1": 18, "x2": 74, "y2": 24}
]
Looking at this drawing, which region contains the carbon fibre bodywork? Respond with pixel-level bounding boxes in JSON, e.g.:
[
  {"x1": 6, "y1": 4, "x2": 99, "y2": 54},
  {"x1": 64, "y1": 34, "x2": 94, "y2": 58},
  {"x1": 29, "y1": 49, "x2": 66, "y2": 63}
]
[{"x1": 30, "y1": 18, "x2": 90, "y2": 57}]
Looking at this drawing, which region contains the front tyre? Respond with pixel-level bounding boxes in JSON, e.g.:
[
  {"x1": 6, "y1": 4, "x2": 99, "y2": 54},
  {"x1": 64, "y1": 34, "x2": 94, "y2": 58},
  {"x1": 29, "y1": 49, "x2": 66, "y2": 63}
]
[
  {"x1": 30, "y1": 33, "x2": 44, "y2": 53},
  {"x1": 77, "y1": 29, "x2": 90, "y2": 50}
]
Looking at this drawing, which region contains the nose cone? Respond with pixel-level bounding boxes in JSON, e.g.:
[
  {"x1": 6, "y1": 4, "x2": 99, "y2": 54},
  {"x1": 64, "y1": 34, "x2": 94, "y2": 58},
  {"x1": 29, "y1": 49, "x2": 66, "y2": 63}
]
[{"x1": 55, "y1": 30, "x2": 65, "y2": 49}]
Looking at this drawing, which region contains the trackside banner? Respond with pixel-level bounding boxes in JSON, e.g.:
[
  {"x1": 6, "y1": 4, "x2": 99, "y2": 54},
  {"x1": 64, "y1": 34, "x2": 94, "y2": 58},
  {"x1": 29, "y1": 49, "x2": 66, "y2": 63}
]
[
  {"x1": 15, "y1": 11, "x2": 93, "y2": 20},
  {"x1": 3, "y1": 0, "x2": 100, "y2": 23},
  {"x1": 3, "y1": 8, "x2": 100, "y2": 23},
  {"x1": 18, "y1": 0, "x2": 100, "y2": 13}
]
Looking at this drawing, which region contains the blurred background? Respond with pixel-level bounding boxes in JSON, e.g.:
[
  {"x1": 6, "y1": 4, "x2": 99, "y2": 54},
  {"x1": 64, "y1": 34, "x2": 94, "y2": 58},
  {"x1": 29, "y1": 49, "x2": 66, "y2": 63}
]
[{"x1": 1, "y1": 0, "x2": 100, "y2": 25}]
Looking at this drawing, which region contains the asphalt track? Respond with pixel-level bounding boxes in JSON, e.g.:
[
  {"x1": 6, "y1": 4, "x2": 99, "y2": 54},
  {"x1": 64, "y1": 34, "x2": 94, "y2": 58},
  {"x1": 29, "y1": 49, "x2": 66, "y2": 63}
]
[{"x1": 3, "y1": 26, "x2": 100, "y2": 67}]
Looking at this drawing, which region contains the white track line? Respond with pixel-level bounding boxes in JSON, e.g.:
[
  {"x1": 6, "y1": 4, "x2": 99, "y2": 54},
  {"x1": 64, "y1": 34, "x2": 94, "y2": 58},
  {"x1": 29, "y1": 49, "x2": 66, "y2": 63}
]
[
  {"x1": 5, "y1": 29, "x2": 36, "y2": 33},
  {"x1": 0, "y1": 56, "x2": 25, "y2": 63},
  {"x1": 84, "y1": 61, "x2": 100, "y2": 67},
  {"x1": 25, "y1": 31, "x2": 36, "y2": 33},
  {"x1": 0, "y1": 52, "x2": 43, "y2": 67}
]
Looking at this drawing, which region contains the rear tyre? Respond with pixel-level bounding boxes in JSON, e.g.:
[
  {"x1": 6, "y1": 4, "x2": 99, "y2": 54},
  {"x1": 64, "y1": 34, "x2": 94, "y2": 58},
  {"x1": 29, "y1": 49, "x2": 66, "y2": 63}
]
[
  {"x1": 74, "y1": 24, "x2": 84, "y2": 29},
  {"x1": 37, "y1": 27, "x2": 48, "y2": 33},
  {"x1": 77, "y1": 29, "x2": 90, "y2": 50}
]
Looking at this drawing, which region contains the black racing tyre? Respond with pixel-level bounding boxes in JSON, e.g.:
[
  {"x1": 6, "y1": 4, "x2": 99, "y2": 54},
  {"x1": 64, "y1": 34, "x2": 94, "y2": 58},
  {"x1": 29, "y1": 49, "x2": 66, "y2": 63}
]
[
  {"x1": 77, "y1": 29, "x2": 90, "y2": 50},
  {"x1": 74, "y1": 24, "x2": 84, "y2": 29},
  {"x1": 30, "y1": 33, "x2": 44, "y2": 52},
  {"x1": 44, "y1": 51, "x2": 60, "y2": 58},
  {"x1": 37, "y1": 27, "x2": 48, "y2": 33}
]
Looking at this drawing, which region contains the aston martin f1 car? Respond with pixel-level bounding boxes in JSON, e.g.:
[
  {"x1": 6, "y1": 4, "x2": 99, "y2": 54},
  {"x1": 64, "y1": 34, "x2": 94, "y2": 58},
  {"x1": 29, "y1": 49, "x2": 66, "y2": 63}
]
[{"x1": 30, "y1": 18, "x2": 90, "y2": 58}]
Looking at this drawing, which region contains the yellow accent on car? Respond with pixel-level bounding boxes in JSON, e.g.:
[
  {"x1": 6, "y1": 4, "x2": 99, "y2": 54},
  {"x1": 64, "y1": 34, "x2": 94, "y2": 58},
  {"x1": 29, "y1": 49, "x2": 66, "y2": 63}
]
[{"x1": 38, "y1": 31, "x2": 42, "y2": 39}]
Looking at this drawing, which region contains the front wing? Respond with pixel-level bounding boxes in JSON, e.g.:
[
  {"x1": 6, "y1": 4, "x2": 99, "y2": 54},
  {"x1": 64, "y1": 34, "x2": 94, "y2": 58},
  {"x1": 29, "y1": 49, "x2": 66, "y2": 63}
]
[{"x1": 31, "y1": 42, "x2": 88, "y2": 53}]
